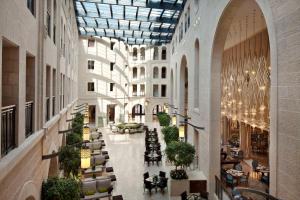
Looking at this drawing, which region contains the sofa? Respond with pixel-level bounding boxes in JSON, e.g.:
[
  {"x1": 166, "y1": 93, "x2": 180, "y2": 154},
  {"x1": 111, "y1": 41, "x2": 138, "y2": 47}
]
[{"x1": 81, "y1": 178, "x2": 113, "y2": 200}]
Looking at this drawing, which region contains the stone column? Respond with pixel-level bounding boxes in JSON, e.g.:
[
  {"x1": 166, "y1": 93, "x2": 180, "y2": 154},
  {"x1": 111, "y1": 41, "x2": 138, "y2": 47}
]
[
  {"x1": 239, "y1": 122, "x2": 247, "y2": 157},
  {"x1": 18, "y1": 47, "x2": 26, "y2": 145},
  {"x1": 0, "y1": 38, "x2": 2, "y2": 157}
]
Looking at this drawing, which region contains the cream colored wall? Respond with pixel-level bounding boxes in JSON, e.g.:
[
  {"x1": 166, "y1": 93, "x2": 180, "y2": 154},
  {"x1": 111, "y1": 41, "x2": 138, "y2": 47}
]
[
  {"x1": 169, "y1": 0, "x2": 300, "y2": 199},
  {"x1": 0, "y1": 0, "x2": 79, "y2": 199},
  {"x1": 78, "y1": 38, "x2": 170, "y2": 125}
]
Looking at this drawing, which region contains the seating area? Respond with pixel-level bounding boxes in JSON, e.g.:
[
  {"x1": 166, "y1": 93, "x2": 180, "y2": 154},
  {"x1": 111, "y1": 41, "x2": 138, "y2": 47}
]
[
  {"x1": 80, "y1": 128, "x2": 122, "y2": 199},
  {"x1": 143, "y1": 171, "x2": 168, "y2": 194},
  {"x1": 144, "y1": 128, "x2": 162, "y2": 166}
]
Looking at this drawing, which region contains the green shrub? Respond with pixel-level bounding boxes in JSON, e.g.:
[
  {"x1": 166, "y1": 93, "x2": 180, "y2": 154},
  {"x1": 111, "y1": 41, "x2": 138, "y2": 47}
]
[
  {"x1": 42, "y1": 177, "x2": 80, "y2": 200},
  {"x1": 161, "y1": 126, "x2": 179, "y2": 144},
  {"x1": 165, "y1": 141, "x2": 195, "y2": 179},
  {"x1": 157, "y1": 112, "x2": 171, "y2": 126},
  {"x1": 72, "y1": 113, "x2": 84, "y2": 136},
  {"x1": 170, "y1": 169, "x2": 188, "y2": 180},
  {"x1": 58, "y1": 146, "x2": 80, "y2": 177},
  {"x1": 66, "y1": 132, "x2": 82, "y2": 145}
]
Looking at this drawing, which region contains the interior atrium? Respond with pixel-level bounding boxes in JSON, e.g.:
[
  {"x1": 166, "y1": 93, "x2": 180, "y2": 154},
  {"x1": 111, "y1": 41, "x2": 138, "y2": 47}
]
[{"x1": 0, "y1": 0, "x2": 299, "y2": 200}]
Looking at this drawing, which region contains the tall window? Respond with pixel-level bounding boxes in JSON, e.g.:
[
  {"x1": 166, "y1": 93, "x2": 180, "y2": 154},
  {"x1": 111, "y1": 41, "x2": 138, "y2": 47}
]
[
  {"x1": 53, "y1": 0, "x2": 56, "y2": 44},
  {"x1": 140, "y1": 47, "x2": 145, "y2": 60},
  {"x1": 110, "y1": 62, "x2": 114, "y2": 71},
  {"x1": 140, "y1": 84, "x2": 145, "y2": 96},
  {"x1": 88, "y1": 39, "x2": 95, "y2": 47},
  {"x1": 110, "y1": 83, "x2": 115, "y2": 92},
  {"x1": 188, "y1": 7, "x2": 191, "y2": 28},
  {"x1": 153, "y1": 47, "x2": 159, "y2": 60},
  {"x1": 185, "y1": 12, "x2": 188, "y2": 33},
  {"x1": 47, "y1": 0, "x2": 52, "y2": 37},
  {"x1": 132, "y1": 84, "x2": 137, "y2": 96},
  {"x1": 161, "y1": 67, "x2": 167, "y2": 79},
  {"x1": 162, "y1": 47, "x2": 167, "y2": 60},
  {"x1": 140, "y1": 67, "x2": 145, "y2": 78},
  {"x1": 161, "y1": 85, "x2": 167, "y2": 97},
  {"x1": 88, "y1": 82, "x2": 94, "y2": 91},
  {"x1": 194, "y1": 39, "x2": 200, "y2": 108},
  {"x1": 110, "y1": 42, "x2": 115, "y2": 50},
  {"x1": 27, "y1": 0, "x2": 35, "y2": 16},
  {"x1": 133, "y1": 47, "x2": 137, "y2": 60},
  {"x1": 88, "y1": 60, "x2": 94, "y2": 70},
  {"x1": 133, "y1": 67, "x2": 137, "y2": 79},
  {"x1": 153, "y1": 67, "x2": 159, "y2": 79},
  {"x1": 153, "y1": 85, "x2": 159, "y2": 97}
]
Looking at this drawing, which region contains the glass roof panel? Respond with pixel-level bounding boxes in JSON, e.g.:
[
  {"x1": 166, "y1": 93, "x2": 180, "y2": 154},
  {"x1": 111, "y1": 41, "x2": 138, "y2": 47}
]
[{"x1": 75, "y1": 0, "x2": 185, "y2": 44}]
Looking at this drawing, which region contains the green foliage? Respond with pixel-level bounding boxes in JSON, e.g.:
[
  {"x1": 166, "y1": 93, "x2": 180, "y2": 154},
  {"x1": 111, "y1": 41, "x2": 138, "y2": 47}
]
[
  {"x1": 72, "y1": 113, "x2": 84, "y2": 136},
  {"x1": 157, "y1": 112, "x2": 171, "y2": 127},
  {"x1": 165, "y1": 141, "x2": 195, "y2": 179},
  {"x1": 162, "y1": 126, "x2": 179, "y2": 144},
  {"x1": 42, "y1": 177, "x2": 80, "y2": 200},
  {"x1": 66, "y1": 132, "x2": 82, "y2": 145},
  {"x1": 58, "y1": 146, "x2": 80, "y2": 177},
  {"x1": 170, "y1": 169, "x2": 188, "y2": 180}
]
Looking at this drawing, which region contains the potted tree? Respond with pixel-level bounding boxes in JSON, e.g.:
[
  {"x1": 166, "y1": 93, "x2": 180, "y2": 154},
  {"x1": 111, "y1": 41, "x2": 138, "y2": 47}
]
[
  {"x1": 58, "y1": 145, "x2": 80, "y2": 178},
  {"x1": 157, "y1": 112, "x2": 171, "y2": 127},
  {"x1": 165, "y1": 141, "x2": 195, "y2": 196},
  {"x1": 161, "y1": 126, "x2": 179, "y2": 145}
]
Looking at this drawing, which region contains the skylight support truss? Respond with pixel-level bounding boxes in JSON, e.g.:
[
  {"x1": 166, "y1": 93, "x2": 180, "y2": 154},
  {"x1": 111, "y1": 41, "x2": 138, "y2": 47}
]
[{"x1": 75, "y1": 0, "x2": 185, "y2": 45}]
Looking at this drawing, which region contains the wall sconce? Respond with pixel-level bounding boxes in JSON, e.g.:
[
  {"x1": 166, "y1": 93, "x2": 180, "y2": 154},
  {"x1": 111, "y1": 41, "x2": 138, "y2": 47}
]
[
  {"x1": 145, "y1": 100, "x2": 149, "y2": 107},
  {"x1": 179, "y1": 123, "x2": 185, "y2": 138},
  {"x1": 163, "y1": 104, "x2": 169, "y2": 113},
  {"x1": 83, "y1": 125, "x2": 90, "y2": 141},
  {"x1": 81, "y1": 147, "x2": 91, "y2": 169},
  {"x1": 172, "y1": 114, "x2": 177, "y2": 126}
]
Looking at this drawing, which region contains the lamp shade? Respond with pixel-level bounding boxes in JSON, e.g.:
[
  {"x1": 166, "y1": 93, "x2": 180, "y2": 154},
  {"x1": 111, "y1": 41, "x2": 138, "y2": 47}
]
[
  {"x1": 84, "y1": 114, "x2": 89, "y2": 124},
  {"x1": 83, "y1": 126, "x2": 90, "y2": 141},
  {"x1": 179, "y1": 124, "x2": 185, "y2": 138},
  {"x1": 81, "y1": 148, "x2": 91, "y2": 169},
  {"x1": 172, "y1": 115, "x2": 177, "y2": 126}
]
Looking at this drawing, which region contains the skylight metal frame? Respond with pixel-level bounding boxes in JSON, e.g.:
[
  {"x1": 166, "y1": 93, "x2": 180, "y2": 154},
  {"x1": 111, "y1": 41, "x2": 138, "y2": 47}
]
[{"x1": 74, "y1": 0, "x2": 186, "y2": 45}]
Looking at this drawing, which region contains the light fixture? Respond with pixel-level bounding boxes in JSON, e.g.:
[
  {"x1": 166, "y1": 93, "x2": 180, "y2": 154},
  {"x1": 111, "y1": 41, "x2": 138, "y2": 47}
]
[
  {"x1": 83, "y1": 125, "x2": 90, "y2": 141},
  {"x1": 145, "y1": 100, "x2": 149, "y2": 107},
  {"x1": 81, "y1": 147, "x2": 91, "y2": 169},
  {"x1": 179, "y1": 123, "x2": 185, "y2": 138},
  {"x1": 163, "y1": 104, "x2": 169, "y2": 113},
  {"x1": 172, "y1": 115, "x2": 177, "y2": 126}
]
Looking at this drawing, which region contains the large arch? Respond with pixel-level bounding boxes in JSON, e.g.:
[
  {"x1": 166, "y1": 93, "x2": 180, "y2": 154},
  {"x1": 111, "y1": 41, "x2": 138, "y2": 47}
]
[
  {"x1": 17, "y1": 181, "x2": 39, "y2": 200},
  {"x1": 179, "y1": 55, "x2": 188, "y2": 142},
  {"x1": 209, "y1": 0, "x2": 278, "y2": 197},
  {"x1": 132, "y1": 104, "x2": 144, "y2": 123}
]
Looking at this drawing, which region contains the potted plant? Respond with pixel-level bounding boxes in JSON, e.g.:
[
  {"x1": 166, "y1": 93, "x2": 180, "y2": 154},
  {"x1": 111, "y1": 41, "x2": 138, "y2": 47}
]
[
  {"x1": 58, "y1": 145, "x2": 80, "y2": 178},
  {"x1": 161, "y1": 126, "x2": 179, "y2": 145},
  {"x1": 165, "y1": 141, "x2": 195, "y2": 196},
  {"x1": 157, "y1": 112, "x2": 171, "y2": 127},
  {"x1": 42, "y1": 177, "x2": 80, "y2": 200}
]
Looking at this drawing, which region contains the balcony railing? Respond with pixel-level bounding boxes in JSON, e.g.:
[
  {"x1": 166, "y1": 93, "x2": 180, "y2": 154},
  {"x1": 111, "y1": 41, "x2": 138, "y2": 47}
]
[
  {"x1": 46, "y1": 97, "x2": 50, "y2": 121},
  {"x1": 52, "y1": 96, "x2": 55, "y2": 116},
  {"x1": 25, "y1": 101, "x2": 34, "y2": 138},
  {"x1": 1, "y1": 105, "x2": 16, "y2": 156}
]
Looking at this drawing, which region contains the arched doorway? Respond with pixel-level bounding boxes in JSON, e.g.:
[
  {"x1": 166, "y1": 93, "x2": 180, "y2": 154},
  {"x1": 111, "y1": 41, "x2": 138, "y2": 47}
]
[
  {"x1": 179, "y1": 55, "x2": 188, "y2": 142},
  {"x1": 152, "y1": 105, "x2": 163, "y2": 121},
  {"x1": 210, "y1": 0, "x2": 275, "y2": 197},
  {"x1": 132, "y1": 104, "x2": 144, "y2": 123}
]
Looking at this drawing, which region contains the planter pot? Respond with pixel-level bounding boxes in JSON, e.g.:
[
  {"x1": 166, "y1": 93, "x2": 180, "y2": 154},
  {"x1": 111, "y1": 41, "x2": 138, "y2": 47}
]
[{"x1": 170, "y1": 179, "x2": 189, "y2": 196}]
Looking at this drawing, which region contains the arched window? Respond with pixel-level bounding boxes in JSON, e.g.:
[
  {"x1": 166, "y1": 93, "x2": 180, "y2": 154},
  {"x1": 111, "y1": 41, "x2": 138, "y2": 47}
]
[
  {"x1": 162, "y1": 46, "x2": 167, "y2": 60},
  {"x1": 133, "y1": 67, "x2": 137, "y2": 79},
  {"x1": 153, "y1": 67, "x2": 159, "y2": 79},
  {"x1": 161, "y1": 67, "x2": 167, "y2": 79},
  {"x1": 194, "y1": 39, "x2": 200, "y2": 108},
  {"x1": 153, "y1": 47, "x2": 159, "y2": 60},
  {"x1": 140, "y1": 67, "x2": 145, "y2": 78},
  {"x1": 133, "y1": 47, "x2": 137, "y2": 60},
  {"x1": 140, "y1": 47, "x2": 145, "y2": 60}
]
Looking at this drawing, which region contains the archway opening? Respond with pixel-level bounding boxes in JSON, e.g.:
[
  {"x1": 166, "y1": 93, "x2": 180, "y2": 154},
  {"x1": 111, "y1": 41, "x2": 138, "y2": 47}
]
[
  {"x1": 211, "y1": 0, "x2": 272, "y2": 197},
  {"x1": 132, "y1": 104, "x2": 144, "y2": 123},
  {"x1": 152, "y1": 105, "x2": 163, "y2": 121},
  {"x1": 179, "y1": 55, "x2": 188, "y2": 141}
]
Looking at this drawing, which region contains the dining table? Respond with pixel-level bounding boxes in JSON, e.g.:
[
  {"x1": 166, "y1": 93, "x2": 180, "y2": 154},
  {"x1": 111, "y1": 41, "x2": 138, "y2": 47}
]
[{"x1": 226, "y1": 169, "x2": 244, "y2": 184}]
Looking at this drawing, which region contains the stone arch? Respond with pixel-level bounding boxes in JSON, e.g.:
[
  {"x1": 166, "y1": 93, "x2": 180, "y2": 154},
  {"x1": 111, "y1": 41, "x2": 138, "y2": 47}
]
[
  {"x1": 17, "y1": 181, "x2": 39, "y2": 200},
  {"x1": 209, "y1": 0, "x2": 277, "y2": 196}
]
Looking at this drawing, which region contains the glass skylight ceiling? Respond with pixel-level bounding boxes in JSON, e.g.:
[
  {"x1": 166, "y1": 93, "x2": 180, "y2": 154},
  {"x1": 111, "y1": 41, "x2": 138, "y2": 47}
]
[{"x1": 75, "y1": 0, "x2": 185, "y2": 45}]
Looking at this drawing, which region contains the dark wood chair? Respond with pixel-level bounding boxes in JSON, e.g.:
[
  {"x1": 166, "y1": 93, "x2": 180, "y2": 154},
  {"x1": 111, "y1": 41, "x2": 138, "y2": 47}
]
[
  {"x1": 181, "y1": 191, "x2": 187, "y2": 200},
  {"x1": 159, "y1": 171, "x2": 166, "y2": 178},
  {"x1": 157, "y1": 177, "x2": 168, "y2": 192},
  {"x1": 144, "y1": 180, "x2": 155, "y2": 194}
]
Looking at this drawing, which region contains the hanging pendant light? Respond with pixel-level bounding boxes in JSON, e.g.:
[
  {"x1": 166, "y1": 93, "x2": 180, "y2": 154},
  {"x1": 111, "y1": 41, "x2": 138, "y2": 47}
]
[
  {"x1": 179, "y1": 123, "x2": 185, "y2": 138},
  {"x1": 84, "y1": 112, "x2": 89, "y2": 124},
  {"x1": 81, "y1": 147, "x2": 91, "y2": 169},
  {"x1": 83, "y1": 125, "x2": 90, "y2": 141},
  {"x1": 172, "y1": 114, "x2": 177, "y2": 126}
]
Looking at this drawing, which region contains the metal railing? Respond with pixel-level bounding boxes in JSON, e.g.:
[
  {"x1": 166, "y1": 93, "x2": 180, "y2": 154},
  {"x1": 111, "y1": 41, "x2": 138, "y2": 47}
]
[
  {"x1": 1, "y1": 105, "x2": 16, "y2": 156},
  {"x1": 25, "y1": 101, "x2": 34, "y2": 138},
  {"x1": 215, "y1": 175, "x2": 234, "y2": 200},
  {"x1": 52, "y1": 96, "x2": 55, "y2": 116},
  {"x1": 46, "y1": 97, "x2": 50, "y2": 121}
]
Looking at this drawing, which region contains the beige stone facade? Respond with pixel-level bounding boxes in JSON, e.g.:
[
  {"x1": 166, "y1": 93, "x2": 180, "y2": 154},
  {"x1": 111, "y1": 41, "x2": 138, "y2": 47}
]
[{"x1": 0, "y1": 0, "x2": 299, "y2": 200}]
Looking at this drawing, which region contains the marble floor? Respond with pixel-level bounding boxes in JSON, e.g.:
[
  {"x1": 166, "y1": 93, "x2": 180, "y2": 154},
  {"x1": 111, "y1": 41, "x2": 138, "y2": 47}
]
[{"x1": 101, "y1": 122, "x2": 176, "y2": 200}]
